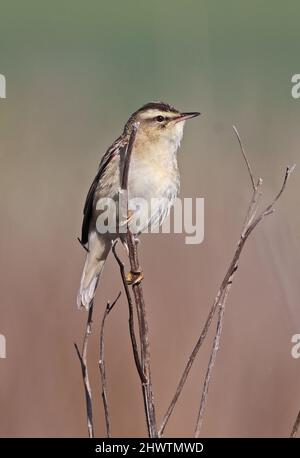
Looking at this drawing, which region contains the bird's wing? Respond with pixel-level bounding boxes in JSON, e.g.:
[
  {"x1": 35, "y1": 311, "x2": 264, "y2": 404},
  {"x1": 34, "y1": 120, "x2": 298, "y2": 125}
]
[{"x1": 80, "y1": 135, "x2": 128, "y2": 245}]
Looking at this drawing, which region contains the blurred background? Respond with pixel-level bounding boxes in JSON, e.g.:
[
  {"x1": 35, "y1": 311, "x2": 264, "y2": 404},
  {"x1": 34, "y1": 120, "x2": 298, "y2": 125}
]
[{"x1": 0, "y1": 0, "x2": 299, "y2": 438}]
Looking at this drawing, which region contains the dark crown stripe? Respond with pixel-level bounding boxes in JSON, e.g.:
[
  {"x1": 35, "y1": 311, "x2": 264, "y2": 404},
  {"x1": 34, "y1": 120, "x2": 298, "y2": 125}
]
[{"x1": 137, "y1": 101, "x2": 179, "y2": 114}]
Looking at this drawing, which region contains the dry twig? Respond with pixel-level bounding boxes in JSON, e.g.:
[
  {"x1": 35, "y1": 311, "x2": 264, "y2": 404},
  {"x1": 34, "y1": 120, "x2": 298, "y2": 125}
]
[
  {"x1": 74, "y1": 303, "x2": 94, "y2": 438},
  {"x1": 112, "y1": 242, "x2": 145, "y2": 383},
  {"x1": 290, "y1": 408, "x2": 300, "y2": 438},
  {"x1": 193, "y1": 133, "x2": 295, "y2": 436},
  {"x1": 159, "y1": 126, "x2": 295, "y2": 437},
  {"x1": 99, "y1": 292, "x2": 121, "y2": 438}
]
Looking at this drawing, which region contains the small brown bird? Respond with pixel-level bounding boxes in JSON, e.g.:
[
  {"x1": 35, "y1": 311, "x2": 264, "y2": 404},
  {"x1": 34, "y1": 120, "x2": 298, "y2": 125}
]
[{"x1": 77, "y1": 102, "x2": 200, "y2": 310}]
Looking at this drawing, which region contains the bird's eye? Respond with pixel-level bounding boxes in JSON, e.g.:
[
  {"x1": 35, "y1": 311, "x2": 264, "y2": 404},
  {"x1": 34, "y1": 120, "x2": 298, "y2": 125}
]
[{"x1": 155, "y1": 115, "x2": 165, "y2": 122}]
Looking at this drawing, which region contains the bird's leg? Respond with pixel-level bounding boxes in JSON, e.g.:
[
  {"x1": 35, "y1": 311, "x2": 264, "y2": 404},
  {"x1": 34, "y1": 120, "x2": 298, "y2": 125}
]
[
  {"x1": 125, "y1": 232, "x2": 143, "y2": 285},
  {"x1": 120, "y1": 207, "x2": 143, "y2": 284},
  {"x1": 118, "y1": 229, "x2": 143, "y2": 285}
]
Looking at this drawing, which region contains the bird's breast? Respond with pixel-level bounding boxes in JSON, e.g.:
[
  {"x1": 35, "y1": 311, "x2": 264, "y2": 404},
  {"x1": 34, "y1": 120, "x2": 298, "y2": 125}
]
[{"x1": 128, "y1": 144, "x2": 180, "y2": 201}]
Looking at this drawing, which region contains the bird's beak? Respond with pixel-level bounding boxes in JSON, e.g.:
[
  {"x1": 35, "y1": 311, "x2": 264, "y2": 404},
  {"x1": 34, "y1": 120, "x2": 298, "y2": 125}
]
[{"x1": 175, "y1": 112, "x2": 201, "y2": 123}]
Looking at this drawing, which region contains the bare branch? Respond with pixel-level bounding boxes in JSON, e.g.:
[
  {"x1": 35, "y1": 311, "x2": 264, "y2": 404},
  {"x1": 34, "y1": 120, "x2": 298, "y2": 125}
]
[
  {"x1": 233, "y1": 124, "x2": 256, "y2": 191},
  {"x1": 159, "y1": 169, "x2": 259, "y2": 437},
  {"x1": 126, "y1": 231, "x2": 158, "y2": 437},
  {"x1": 240, "y1": 178, "x2": 262, "y2": 230},
  {"x1": 112, "y1": 241, "x2": 146, "y2": 383},
  {"x1": 259, "y1": 164, "x2": 296, "y2": 217},
  {"x1": 290, "y1": 408, "x2": 300, "y2": 438},
  {"x1": 194, "y1": 287, "x2": 229, "y2": 436},
  {"x1": 74, "y1": 303, "x2": 94, "y2": 438},
  {"x1": 193, "y1": 166, "x2": 295, "y2": 437},
  {"x1": 99, "y1": 292, "x2": 121, "y2": 438},
  {"x1": 159, "y1": 126, "x2": 295, "y2": 437}
]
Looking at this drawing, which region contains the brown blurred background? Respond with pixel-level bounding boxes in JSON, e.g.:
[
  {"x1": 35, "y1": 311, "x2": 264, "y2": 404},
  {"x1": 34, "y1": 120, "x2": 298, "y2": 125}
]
[{"x1": 0, "y1": 0, "x2": 300, "y2": 437}]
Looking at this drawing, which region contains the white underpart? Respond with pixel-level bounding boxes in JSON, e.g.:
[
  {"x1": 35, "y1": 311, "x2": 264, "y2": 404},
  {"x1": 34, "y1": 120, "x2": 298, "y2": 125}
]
[{"x1": 126, "y1": 120, "x2": 184, "y2": 234}]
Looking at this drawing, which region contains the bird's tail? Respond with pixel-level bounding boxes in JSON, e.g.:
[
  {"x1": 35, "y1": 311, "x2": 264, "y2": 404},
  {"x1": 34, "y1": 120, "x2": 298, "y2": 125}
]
[{"x1": 77, "y1": 232, "x2": 111, "y2": 310}]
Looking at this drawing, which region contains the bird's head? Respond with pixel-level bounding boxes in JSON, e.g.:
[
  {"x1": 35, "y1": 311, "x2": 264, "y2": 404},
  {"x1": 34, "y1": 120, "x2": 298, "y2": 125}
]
[{"x1": 125, "y1": 102, "x2": 200, "y2": 148}]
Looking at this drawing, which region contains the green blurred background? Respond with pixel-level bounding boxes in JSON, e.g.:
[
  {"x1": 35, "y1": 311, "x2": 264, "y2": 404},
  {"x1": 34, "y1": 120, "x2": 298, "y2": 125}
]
[{"x1": 0, "y1": 0, "x2": 299, "y2": 437}]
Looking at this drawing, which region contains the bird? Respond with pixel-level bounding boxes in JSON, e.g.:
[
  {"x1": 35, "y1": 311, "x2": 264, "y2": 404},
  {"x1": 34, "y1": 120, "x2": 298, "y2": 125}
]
[{"x1": 77, "y1": 102, "x2": 200, "y2": 310}]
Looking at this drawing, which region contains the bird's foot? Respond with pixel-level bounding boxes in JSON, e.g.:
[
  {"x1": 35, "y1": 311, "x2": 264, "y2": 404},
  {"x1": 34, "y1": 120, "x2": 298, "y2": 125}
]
[{"x1": 125, "y1": 269, "x2": 144, "y2": 286}]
